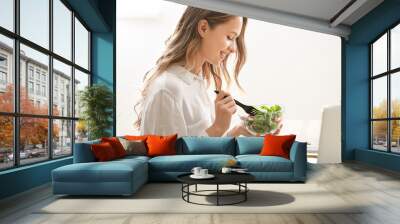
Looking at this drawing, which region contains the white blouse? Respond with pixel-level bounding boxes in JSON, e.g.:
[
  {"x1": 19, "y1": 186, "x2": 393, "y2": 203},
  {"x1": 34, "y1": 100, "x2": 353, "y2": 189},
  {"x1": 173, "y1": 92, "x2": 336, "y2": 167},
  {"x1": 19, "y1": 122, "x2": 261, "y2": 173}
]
[{"x1": 140, "y1": 64, "x2": 217, "y2": 138}]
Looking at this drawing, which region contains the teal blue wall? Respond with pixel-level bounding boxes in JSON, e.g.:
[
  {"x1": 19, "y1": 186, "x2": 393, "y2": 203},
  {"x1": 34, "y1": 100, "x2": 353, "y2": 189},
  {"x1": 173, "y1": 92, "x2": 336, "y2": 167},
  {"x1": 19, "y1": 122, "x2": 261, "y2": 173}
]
[
  {"x1": 0, "y1": 0, "x2": 116, "y2": 200},
  {"x1": 355, "y1": 148, "x2": 400, "y2": 172},
  {"x1": 91, "y1": 32, "x2": 115, "y2": 135},
  {"x1": 343, "y1": 43, "x2": 370, "y2": 160},
  {"x1": 0, "y1": 158, "x2": 72, "y2": 199},
  {"x1": 343, "y1": 0, "x2": 400, "y2": 171},
  {"x1": 91, "y1": 0, "x2": 116, "y2": 136}
]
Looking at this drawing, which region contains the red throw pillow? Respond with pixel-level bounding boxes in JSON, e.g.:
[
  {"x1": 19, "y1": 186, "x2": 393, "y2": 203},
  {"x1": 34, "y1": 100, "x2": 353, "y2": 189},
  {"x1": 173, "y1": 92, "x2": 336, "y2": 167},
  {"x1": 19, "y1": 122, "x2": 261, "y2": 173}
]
[
  {"x1": 146, "y1": 134, "x2": 178, "y2": 157},
  {"x1": 260, "y1": 134, "x2": 296, "y2": 159},
  {"x1": 91, "y1": 142, "x2": 117, "y2": 161},
  {"x1": 101, "y1": 137, "x2": 127, "y2": 158}
]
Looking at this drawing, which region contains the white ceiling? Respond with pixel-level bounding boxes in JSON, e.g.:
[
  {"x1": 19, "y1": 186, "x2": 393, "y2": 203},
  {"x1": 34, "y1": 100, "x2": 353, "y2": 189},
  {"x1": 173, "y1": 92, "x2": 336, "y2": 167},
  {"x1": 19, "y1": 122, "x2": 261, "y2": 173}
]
[
  {"x1": 166, "y1": 0, "x2": 384, "y2": 38},
  {"x1": 229, "y1": 0, "x2": 353, "y2": 22}
]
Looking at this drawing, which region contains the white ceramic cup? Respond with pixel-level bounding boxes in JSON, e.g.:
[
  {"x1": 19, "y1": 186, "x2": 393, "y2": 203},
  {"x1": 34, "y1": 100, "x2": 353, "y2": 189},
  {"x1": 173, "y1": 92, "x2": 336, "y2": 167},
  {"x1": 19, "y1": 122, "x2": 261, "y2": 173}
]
[
  {"x1": 191, "y1": 167, "x2": 202, "y2": 176},
  {"x1": 200, "y1": 169, "x2": 208, "y2": 176},
  {"x1": 221, "y1": 167, "x2": 232, "y2": 174}
]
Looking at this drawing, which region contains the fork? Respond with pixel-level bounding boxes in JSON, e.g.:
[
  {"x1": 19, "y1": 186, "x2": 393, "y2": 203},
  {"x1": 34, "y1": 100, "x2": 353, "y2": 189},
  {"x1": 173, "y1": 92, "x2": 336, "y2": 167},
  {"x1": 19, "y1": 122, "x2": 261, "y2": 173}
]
[{"x1": 214, "y1": 90, "x2": 261, "y2": 116}]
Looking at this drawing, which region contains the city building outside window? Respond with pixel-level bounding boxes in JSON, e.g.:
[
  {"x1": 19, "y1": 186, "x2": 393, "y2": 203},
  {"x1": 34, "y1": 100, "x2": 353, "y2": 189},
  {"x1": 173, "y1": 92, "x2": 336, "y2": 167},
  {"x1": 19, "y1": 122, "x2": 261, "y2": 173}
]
[
  {"x1": 0, "y1": 71, "x2": 6, "y2": 85},
  {"x1": 0, "y1": 54, "x2": 6, "y2": 67},
  {"x1": 0, "y1": 54, "x2": 7, "y2": 88},
  {"x1": 35, "y1": 70, "x2": 40, "y2": 81},
  {"x1": 36, "y1": 83, "x2": 40, "y2": 95},
  {"x1": 41, "y1": 73, "x2": 46, "y2": 82},
  {"x1": 28, "y1": 81, "x2": 34, "y2": 94},
  {"x1": 28, "y1": 67, "x2": 34, "y2": 80}
]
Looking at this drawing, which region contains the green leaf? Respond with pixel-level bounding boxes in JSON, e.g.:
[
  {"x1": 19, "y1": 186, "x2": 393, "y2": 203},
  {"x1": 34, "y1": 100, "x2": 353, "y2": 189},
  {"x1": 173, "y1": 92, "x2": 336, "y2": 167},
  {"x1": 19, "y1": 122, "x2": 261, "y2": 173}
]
[
  {"x1": 244, "y1": 104, "x2": 283, "y2": 134},
  {"x1": 79, "y1": 84, "x2": 113, "y2": 140}
]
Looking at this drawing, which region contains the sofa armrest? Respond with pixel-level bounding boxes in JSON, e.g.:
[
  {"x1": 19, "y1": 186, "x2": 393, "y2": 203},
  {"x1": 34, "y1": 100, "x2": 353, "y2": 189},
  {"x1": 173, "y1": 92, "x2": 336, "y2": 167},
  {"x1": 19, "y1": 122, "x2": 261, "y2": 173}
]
[
  {"x1": 73, "y1": 140, "x2": 100, "y2": 163},
  {"x1": 289, "y1": 141, "x2": 307, "y2": 181}
]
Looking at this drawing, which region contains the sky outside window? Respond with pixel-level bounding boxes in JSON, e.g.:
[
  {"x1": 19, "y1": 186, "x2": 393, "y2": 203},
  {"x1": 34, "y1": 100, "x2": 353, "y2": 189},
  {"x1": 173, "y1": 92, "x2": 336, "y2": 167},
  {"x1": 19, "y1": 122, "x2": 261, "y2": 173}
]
[
  {"x1": 391, "y1": 24, "x2": 400, "y2": 70},
  {"x1": 53, "y1": 0, "x2": 72, "y2": 60},
  {"x1": 372, "y1": 33, "x2": 387, "y2": 76},
  {"x1": 74, "y1": 18, "x2": 89, "y2": 70},
  {"x1": 20, "y1": 0, "x2": 49, "y2": 49},
  {"x1": 0, "y1": 0, "x2": 14, "y2": 31}
]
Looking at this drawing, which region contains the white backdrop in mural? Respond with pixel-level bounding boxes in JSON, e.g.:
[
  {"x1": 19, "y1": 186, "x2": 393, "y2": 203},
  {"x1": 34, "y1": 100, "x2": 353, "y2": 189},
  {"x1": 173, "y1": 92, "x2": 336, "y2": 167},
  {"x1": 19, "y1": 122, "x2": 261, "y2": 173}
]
[{"x1": 116, "y1": 0, "x2": 341, "y2": 151}]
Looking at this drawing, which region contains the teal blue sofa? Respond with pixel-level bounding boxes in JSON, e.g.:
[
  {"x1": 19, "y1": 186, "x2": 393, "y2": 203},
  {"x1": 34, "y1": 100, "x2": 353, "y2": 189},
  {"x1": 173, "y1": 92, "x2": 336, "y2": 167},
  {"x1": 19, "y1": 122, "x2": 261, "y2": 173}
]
[{"x1": 52, "y1": 137, "x2": 307, "y2": 196}]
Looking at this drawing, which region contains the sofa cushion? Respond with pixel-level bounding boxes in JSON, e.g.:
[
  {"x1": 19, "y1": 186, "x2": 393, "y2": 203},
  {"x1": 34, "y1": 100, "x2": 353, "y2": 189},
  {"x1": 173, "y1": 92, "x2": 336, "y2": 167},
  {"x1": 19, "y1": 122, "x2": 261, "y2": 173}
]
[
  {"x1": 124, "y1": 135, "x2": 149, "y2": 141},
  {"x1": 260, "y1": 134, "x2": 296, "y2": 159},
  {"x1": 52, "y1": 158, "x2": 147, "y2": 183},
  {"x1": 236, "y1": 137, "x2": 264, "y2": 155},
  {"x1": 118, "y1": 138, "x2": 147, "y2": 156},
  {"x1": 148, "y1": 154, "x2": 235, "y2": 172},
  {"x1": 114, "y1": 155, "x2": 150, "y2": 164},
  {"x1": 147, "y1": 134, "x2": 177, "y2": 157},
  {"x1": 176, "y1": 137, "x2": 236, "y2": 155},
  {"x1": 91, "y1": 142, "x2": 118, "y2": 161},
  {"x1": 236, "y1": 155, "x2": 293, "y2": 172},
  {"x1": 101, "y1": 137, "x2": 127, "y2": 158},
  {"x1": 73, "y1": 139, "x2": 100, "y2": 163}
]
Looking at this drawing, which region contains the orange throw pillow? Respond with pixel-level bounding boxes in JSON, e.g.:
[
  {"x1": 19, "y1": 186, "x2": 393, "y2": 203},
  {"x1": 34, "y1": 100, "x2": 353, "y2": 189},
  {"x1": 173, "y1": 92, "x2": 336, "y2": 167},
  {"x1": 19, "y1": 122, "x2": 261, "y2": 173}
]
[
  {"x1": 260, "y1": 134, "x2": 296, "y2": 159},
  {"x1": 101, "y1": 137, "x2": 127, "y2": 158},
  {"x1": 91, "y1": 142, "x2": 117, "y2": 161},
  {"x1": 146, "y1": 134, "x2": 178, "y2": 157},
  {"x1": 124, "y1": 135, "x2": 150, "y2": 141}
]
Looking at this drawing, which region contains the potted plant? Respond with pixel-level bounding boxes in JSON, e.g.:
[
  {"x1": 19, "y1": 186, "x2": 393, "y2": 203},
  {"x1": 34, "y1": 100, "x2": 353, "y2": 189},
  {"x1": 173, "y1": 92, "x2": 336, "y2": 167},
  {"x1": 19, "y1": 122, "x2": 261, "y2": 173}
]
[{"x1": 79, "y1": 84, "x2": 113, "y2": 140}]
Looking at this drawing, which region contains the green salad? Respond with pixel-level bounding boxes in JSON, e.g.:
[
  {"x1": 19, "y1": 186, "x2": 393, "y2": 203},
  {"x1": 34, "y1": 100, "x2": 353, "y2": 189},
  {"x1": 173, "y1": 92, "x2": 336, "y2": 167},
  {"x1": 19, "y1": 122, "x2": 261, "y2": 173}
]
[{"x1": 242, "y1": 104, "x2": 282, "y2": 135}]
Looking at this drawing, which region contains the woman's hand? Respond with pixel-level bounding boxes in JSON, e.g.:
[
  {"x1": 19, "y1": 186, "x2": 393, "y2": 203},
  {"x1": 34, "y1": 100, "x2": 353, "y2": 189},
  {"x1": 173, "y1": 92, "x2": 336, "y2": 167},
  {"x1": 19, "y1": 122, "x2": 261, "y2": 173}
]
[
  {"x1": 206, "y1": 90, "x2": 236, "y2": 136},
  {"x1": 226, "y1": 123, "x2": 257, "y2": 137},
  {"x1": 227, "y1": 115, "x2": 283, "y2": 137},
  {"x1": 271, "y1": 117, "x2": 283, "y2": 135}
]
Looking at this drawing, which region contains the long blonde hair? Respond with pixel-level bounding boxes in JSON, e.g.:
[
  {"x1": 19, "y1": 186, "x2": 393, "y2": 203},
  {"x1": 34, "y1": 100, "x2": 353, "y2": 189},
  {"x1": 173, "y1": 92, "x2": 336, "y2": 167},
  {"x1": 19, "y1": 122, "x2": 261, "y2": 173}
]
[{"x1": 134, "y1": 6, "x2": 248, "y2": 130}]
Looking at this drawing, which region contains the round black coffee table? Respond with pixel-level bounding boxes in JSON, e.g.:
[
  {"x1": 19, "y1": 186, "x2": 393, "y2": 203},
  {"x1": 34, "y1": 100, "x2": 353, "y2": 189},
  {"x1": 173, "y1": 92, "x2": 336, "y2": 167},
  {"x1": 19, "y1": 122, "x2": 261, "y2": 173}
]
[{"x1": 177, "y1": 172, "x2": 255, "y2": 206}]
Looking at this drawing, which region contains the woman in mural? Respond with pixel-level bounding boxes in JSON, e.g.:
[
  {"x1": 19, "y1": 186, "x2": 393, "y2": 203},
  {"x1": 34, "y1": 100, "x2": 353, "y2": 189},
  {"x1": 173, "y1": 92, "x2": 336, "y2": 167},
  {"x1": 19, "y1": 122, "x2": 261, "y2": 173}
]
[{"x1": 134, "y1": 6, "x2": 279, "y2": 137}]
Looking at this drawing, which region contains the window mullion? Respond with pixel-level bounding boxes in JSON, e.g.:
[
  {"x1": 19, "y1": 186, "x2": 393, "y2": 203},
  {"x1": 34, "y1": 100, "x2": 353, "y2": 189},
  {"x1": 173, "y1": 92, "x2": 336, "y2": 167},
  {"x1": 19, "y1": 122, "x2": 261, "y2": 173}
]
[
  {"x1": 13, "y1": 0, "x2": 20, "y2": 167},
  {"x1": 388, "y1": 30, "x2": 391, "y2": 152},
  {"x1": 71, "y1": 10, "x2": 76, "y2": 155},
  {"x1": 48, "y1": 0, "x2": 54, "y2": 160},
  {"x1": 370, "y1": 45, "x2": 373, "y2": 149}
]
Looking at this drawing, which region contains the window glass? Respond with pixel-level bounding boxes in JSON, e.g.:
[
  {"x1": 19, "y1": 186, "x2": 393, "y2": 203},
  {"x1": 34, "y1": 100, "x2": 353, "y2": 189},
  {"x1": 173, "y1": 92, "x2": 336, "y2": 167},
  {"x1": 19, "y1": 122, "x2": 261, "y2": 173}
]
[
  {"x1": 74, "y1": 69, "x2": 89, "y2": 118},
  {"x1": 372, "y1": 121, "x2": 388, "y2": 151},
  {"x1": 20, "y1": 44, "x2": 49, "y2": 115},
  {"x1": 0, "y1": 116, "x2": 14, "y2": 170},
  {"x1": 74, "y1": 18, "x2": 89, "y2": 69},
  {"x1": 391, "y1": 120, "x2": 400, "y2": 153},
  {"x1": 391, "y1": 72, "x2": 400, "y2": 118},
  {"x1": 20, "y1": 0, "x2": 49, "y2": 49},
  {"x1": 53, "y1": 0, "x2": 72, "y2": 60},
  {"x1": 0, "y1": 0, "x2": 14, "y2": 31},
  {"x1": 1, "y1": 0, "x2": 92, "y2": 168},
  {"x1": 372, "y1": 34, "x2": 387, "y2": 76},
  {"x1": 53, "y1": 119, "x2": 72, "y2": 157},
  {"x1": 53, "y1": 59, "x2": 72, "y2": 117},
  {"x1": 75, "y1": 120, "x2": 88, "y2": 143},
  {"x1": 20, "y1": 117, "x2": 49, "y2": 165},
  {"x1": 391, "y1": 24, "x2": 400, "y2": 70},
  {"x1": 0, "y1": 35, "x2": 14, "y2": 113},
  {"x1": 372, "y1": 77, "x2": 387, "y2": 119}
]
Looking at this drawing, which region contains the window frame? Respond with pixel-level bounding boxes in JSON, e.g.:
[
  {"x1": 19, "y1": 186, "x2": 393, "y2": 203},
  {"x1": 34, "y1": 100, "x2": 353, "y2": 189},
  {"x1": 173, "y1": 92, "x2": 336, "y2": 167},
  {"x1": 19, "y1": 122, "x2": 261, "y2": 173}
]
[
  {"x1": 370, "y1": 20, "x2": 400, "y2": 154},
  {"x1": 0, "y1": 0, "x2": 92, "y2": 171}
]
